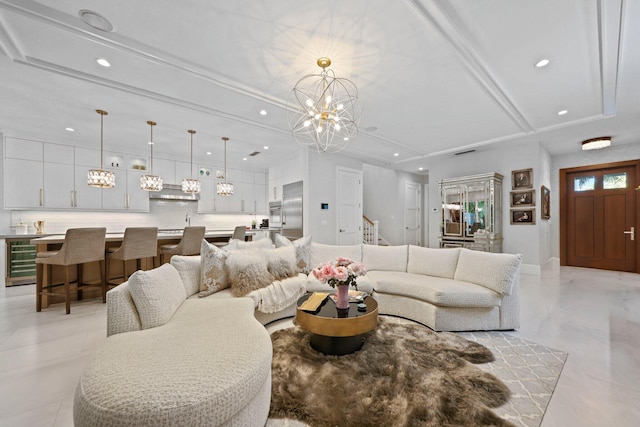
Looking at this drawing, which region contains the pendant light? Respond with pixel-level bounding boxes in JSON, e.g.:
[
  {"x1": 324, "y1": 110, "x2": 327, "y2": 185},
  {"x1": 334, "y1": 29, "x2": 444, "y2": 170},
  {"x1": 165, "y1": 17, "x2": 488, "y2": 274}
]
[
  {"x1": 182, "y1": 130, "x2": 201, "y2": 193},
  {"x1": 87, "y1": 109, "x2": 115, "y2": 188},
  {"x1": 216, "y1": 137, "x2": 234, "y2": 195},
  {"x1": 140, "y1": 120, "x2": 163, "y2": 191}
]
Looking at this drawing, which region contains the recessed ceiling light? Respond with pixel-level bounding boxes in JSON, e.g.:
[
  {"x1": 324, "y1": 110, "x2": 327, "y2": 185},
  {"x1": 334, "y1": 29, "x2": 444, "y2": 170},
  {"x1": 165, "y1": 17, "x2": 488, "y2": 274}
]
[
  {"x1": 343, "y1": 137, "x2": 349, "y2": 141},
  {"x1": 147, "y1": 141, "x2": 154, "y2": 145},
  {"x1": 79, "y1": 10, "x2": 113, "y2": 32},
  {"x1": 557, "y1": 109, "x2": 568, "y2": 115},
  {"x1": 259, "y1": 110, "x2": 267, "y2": 116},
  {"x1": 535, "y1": 58, "x2": 550, "y2": 68},
  {"x1": 393, "y1": 153, "x2": 399, "y2": 157},
  {"x1": 206, "y1": 151, "x2": 212, "y2": 155},
  {"x1": 418, "y1": 167, "x2": 424, "y2": 171},
  {"x1": 263, "y1": 146, "x2": 269, "y2": 150},
  {"x1": 243, "y1": 157, "x2": 248, "y2": 161},
  {"x1": 65, "y1": 127, "x2": 74, "y2": 132},
  {"x1": 96, "y1": 58, "x2": 111, "y2": 67}
]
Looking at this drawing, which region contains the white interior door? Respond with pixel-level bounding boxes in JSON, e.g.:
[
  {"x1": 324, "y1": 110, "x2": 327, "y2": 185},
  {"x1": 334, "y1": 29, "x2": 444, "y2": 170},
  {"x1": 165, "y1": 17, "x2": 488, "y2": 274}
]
[
  {"x1": 336, "y1": 167, "x2": 363, "y2": 245},
  {"x1": 404, "y1": 181, "x2": 421, "y2": 245}
]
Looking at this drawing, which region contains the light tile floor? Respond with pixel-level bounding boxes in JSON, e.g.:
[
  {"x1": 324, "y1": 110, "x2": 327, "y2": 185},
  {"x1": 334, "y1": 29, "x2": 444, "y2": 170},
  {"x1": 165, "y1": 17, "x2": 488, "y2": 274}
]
[{"x1": 0, "y1": 265, "x2": 639, "y2": 427}]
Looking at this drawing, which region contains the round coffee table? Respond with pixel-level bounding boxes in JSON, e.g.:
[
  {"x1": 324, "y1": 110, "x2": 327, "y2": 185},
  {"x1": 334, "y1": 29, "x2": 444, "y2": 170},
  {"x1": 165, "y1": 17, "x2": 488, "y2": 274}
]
[{"x1": 296, "y1": 293, "x2": 378, "y2": 355}]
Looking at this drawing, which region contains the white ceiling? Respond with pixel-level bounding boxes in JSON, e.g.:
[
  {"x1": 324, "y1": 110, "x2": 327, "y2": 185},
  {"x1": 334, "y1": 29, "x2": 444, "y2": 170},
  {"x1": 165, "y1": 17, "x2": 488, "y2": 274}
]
[{"x1": 0, "y1": 0, "x2": 638, "y2": 174}]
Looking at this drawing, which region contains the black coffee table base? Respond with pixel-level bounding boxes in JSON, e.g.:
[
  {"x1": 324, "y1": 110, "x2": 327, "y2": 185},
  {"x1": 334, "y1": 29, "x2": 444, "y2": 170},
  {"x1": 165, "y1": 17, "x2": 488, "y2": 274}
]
[{"x1": 310, "y1": 333, "x2": 364, "y2": 356}]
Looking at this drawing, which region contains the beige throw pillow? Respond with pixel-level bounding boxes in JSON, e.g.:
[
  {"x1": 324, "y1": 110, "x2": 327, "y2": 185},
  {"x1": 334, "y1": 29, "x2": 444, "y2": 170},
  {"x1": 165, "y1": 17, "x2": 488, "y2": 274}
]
[
  {"x1": 274, "y1": 234, "x2": 312, "y2": 273},
  {"x1": 226, "y1": 250, "x2": 275, "y2": 297},
  {"x1": 199, "y1": 240, "x2": 230, "y2": 297}
]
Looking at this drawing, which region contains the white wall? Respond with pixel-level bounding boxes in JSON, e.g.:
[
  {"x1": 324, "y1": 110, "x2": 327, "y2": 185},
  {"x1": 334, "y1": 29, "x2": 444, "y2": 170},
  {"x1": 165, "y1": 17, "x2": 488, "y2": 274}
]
[
  {"x1": 550, "y1": 141, "x2": 640, "y2": 259},
  {"x1": 362, "y1": 164, "x2": 426, "y2": 246},
  {"x1": 538, "y1": 146, "x2": 553, "y2": 266},
  {"x1": 306, "y1": 152, "x2": 363, "y2": 244},
  {"x1": 427, "y1": 142, "x2": 544, "y2": 270}
]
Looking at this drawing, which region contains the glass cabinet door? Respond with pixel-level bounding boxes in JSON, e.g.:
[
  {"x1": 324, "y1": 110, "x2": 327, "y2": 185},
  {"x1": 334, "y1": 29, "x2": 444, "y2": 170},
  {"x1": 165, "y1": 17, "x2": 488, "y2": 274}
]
[
  {"x1": 442, "y1": 185, "x2": 463, "y2": 236},
  {"x1": 465, "y1": 181, "x2": 489, "y2": 237}
]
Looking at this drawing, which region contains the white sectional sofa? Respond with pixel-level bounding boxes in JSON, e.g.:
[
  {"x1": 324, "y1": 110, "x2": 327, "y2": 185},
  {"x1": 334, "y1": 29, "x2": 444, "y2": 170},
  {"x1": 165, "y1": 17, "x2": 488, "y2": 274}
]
[{"x1": 75, "y1": 238, "x2": 522, "y2": 426}]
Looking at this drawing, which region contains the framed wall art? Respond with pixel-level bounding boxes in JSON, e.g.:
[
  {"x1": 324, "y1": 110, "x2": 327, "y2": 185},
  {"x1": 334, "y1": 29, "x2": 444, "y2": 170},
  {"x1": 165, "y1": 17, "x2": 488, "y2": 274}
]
[
  {"x1": 512, "y1": 168, "x2": 533, "y2": 190},
  {"x1": 510, "y1": 209, "x2": 536, "y2": 225},
  {"x1": 541, "y1": 185, "x2": 550, "y2": 219},
  {"x1": 510, "y1": 189, "x2": 535, "y2": 207}
]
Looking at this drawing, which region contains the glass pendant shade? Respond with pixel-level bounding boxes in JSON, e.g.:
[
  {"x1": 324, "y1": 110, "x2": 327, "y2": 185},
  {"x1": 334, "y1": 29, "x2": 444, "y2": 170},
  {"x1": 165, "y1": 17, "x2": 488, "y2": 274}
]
[
  {"x1": 140, "y1": 120, "x2": 163, "y2": 191},
  {"x1": 288, "y1": 57, "x2": 362, "y2": 154},
  {"x1": 182, "y1": 129, "x2": 200, "y2": 194},
  {"x1": 216, "y1": 137, "x2": 233, "y2": 196},
  {"x1": 216, "y1": 181, "x2": 234, "y2": 195},
  {"x1": 88, "y1": 109, "x2": 115, "y2": 188}
]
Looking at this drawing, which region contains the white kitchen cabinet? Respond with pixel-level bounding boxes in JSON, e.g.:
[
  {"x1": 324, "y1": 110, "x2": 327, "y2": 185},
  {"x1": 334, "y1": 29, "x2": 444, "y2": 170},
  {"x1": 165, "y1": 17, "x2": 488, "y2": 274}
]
[
  {"x1": 214, "y1": 192, "x2": 230, "y2": 213},
  {"x1": 101, "y1": 168, "x2": 127, "y2": 210},
  {"x1": 197, "y1": 179, "x2": 215, "y2": 213},
  {"x1": 283, "y1": 155, "x2": 303, "y2": 185},
  {"x1": 4, "y1": 158, "x2": 43, "y2": 208},
  {"x1": 5, "y1": 138, "x2": 42, "y2": 161},
  {"x1": 126, "y1": 170, "x2": 150, "y2": 211},
  {"x1": 241, "y1": 183, "x2": 254, "y2": 212},
  {"x1": 75, "y1": 147, "x2": 101, "y2": 167},
  {"x1": 154, "y1": 158, "x2": 176, "y2": 184},
  {"x1": 254, "y1": 172, "x2": 267, "y2": 185},
  {"x1": 74, "y1": 165, "x2": 102, "y2": 209},
  {"x1": 43, "y1": 162, "x2": 75, "y2": 208},
  {"x1": 175, "y1": 161, "x2": 193, "y2": 184},
  {"x1": 255, "y1": 184, "x2": 267, "y2": 213}
]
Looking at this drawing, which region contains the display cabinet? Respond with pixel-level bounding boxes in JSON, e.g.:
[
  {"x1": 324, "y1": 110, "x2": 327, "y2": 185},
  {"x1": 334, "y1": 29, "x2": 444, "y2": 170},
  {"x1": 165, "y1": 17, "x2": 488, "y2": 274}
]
[{"x1": 439, "y1": 172, "x2": 503, "y2": 252}]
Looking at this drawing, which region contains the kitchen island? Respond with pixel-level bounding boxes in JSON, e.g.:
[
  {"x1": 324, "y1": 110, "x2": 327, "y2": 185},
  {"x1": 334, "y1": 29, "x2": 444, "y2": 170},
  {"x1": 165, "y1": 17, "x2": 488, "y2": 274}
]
[{"x1": 30, "y1": 229, "x2": 256, "y2": 310}]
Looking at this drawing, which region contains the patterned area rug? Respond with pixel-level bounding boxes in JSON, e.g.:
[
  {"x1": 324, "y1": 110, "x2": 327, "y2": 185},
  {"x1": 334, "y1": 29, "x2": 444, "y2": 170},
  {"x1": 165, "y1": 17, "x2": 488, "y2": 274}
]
[
  {"x1": 267, "y1": 320, "x2": 567, "y2": 427},
  {"x1": 457, "y1": 332, "x2": 567, "y2": 427}
]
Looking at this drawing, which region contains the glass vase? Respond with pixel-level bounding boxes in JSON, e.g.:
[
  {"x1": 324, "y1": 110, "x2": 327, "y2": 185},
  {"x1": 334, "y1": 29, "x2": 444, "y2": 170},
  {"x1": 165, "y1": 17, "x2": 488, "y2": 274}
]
[{"x1": 335, "y1": 284, "x2": 350, "y2": 309}]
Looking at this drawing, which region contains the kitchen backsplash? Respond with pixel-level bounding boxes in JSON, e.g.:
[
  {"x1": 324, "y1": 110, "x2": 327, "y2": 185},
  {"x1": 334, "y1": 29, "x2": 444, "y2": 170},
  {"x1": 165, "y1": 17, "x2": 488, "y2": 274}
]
[{"x1": 8, "y1": 200, "x2": 267, "y2": 234}]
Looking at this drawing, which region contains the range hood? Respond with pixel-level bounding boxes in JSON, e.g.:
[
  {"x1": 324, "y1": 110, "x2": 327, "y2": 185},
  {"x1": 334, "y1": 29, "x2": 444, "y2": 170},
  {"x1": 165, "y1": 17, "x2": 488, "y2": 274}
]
[{"x1": 149, "y1": 183, "x2": 199, "y2": 201}]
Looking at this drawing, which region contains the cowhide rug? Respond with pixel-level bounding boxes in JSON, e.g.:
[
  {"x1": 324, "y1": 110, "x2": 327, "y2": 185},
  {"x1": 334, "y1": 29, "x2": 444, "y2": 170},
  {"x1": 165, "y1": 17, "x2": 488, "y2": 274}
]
[{"x1": 269, "y1": 319, "x2": 514, "y2": 427}]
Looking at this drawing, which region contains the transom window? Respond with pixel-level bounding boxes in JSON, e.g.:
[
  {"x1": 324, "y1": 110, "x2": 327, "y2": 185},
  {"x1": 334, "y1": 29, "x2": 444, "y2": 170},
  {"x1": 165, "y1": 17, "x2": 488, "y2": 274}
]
[
  {"x1": 603, "y1": 172, "x2": 627, "y2": 189},
  {"x1": 574, "y1": 176, "x2": 595, "y2": 192}
]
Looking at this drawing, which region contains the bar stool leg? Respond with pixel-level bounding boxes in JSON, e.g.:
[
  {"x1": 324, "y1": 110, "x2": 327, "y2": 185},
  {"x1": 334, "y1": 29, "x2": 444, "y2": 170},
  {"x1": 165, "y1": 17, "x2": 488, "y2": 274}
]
[
  {"x1": 65, "y1": 266, "x2": 71, "y2": 315},
  {"x1": 100, "y1": 260, "x2": 106, "y2": 303},
  {"x1": 36, "y1": 263, "x2": 43, "y2": 312}
]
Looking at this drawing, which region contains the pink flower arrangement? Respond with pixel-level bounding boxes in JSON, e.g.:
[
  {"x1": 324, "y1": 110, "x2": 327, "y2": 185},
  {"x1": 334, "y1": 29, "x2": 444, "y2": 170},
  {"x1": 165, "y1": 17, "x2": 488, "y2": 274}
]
[{"x1": 312, "y1": 257, "x2": 367, "y2": 289}]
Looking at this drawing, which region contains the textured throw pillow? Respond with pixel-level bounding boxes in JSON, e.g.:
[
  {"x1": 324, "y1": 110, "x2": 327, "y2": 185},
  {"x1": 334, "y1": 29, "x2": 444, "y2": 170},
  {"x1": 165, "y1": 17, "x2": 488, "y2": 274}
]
[
  {"x1": 226, "y1": 250, "x2": 275, "y2": 297},
  {"x1": 263, "y1": 246, "x2": 298, "y2": 280},
  {"x1": 407, "y1": 246, "x2": 461, "y2": 279},
  {"x1": 227, "y1": 237, "x2": 273, "y2": 251},
  {"x1": 274, "y1": 234, "x2": 312, "y2": 273},
  {"x1": 199, "y1": 240, "x2": 230, "y2": 298},
  {"x1": 362, "y1": 245, "x2": 408, "y2": 272},
  {"x1": 127, "y1": 263, "x2": 187, "y2": 330},
  {"x1": 453, "y1": 248, "x2": 523, "y2": 295},
  {"x1": 170, "y1": 255, "x2": 202, "y2": 297}
]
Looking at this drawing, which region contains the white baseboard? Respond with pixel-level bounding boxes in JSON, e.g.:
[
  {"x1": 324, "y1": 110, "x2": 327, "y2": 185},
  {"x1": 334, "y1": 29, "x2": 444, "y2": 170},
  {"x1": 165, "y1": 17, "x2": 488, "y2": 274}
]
[{"x1": 520, "y1": 263, "x2": 541, "y2": 275}]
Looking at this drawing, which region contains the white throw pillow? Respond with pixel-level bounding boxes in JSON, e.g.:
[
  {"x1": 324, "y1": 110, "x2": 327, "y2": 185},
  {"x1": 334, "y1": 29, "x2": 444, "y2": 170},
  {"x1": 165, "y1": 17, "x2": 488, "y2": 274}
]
[
  {"x1": 198, "y1": 240, "x2": 230, "y2": 297},
  {"x1": 310, "y1": 242, "x2": 362, "y2": 268},
  {"x1": 227, "y1": 237, "x2": 273, "y2": 250},
  {"x1": 263, "y1": 246, "x2": 298, "y2": 280},
  {"x1": 453, "y1": 248, "x2": 523, "y2": 295},
  {"x1": 127, "y1": 263, "x2": 187, "y2": 330},
  {"x1": 407, "y1": 246, "x2": 460, "y2": 279},
  {"x1": 170, "y1": 254, "x2": 201, "y2": 297},
  {"x1": 362, "y1": 245, "x2": 408, "y2": 272},
  {"x1": 274, "y1": 234, "x2": 312, "y2": 273},
  {"x1": 226, "y1": 250, "x2": 275, "y2": 297}
]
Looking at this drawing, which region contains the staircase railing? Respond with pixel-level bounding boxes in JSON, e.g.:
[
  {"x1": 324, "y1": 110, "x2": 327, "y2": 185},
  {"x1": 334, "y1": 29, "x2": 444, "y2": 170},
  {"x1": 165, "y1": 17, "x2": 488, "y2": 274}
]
[{"x1": 363, "y1": 215, "x2": 379, "y2": 245}]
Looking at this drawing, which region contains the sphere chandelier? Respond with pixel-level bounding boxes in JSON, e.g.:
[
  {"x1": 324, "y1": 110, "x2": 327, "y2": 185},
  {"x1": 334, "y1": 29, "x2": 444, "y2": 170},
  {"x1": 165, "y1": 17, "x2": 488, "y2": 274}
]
[{"x1": 288, "y1": 57, "x2": 362, "y2": 154}]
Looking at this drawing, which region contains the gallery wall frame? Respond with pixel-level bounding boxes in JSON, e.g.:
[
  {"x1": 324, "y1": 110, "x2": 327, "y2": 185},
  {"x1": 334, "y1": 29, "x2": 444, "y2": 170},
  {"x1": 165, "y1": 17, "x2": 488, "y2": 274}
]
[
  {"x1": 510, "y1": 189, "x2": 535, "y2": 207},
  {"x1": 541, "y1": 185, "x2": 550, "y2": 219},
  {"x1": 512, "y1": 168, "x2": 533, "y2": 190},
  {"x1": 510, "y1": 208, "x2": 536, "y2": 225}
]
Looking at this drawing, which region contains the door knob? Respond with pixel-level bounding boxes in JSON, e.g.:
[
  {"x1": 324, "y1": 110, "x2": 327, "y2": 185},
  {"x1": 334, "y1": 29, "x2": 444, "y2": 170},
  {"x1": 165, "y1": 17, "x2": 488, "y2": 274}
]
[{"x1": 623, "y1": 226, "x2": 635, "y2": 241}]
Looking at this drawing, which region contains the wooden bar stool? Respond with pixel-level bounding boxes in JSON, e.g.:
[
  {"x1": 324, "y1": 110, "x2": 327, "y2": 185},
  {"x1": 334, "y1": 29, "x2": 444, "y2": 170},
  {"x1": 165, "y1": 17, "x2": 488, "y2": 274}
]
[
  {"x1": 36, "y1": 228, "x2": 107, "y2": 314},
  {"x1": 106, "y1": 227, "x2": 158, "y2": 287},
  {"x1": 159, "y1": 226, "x2": 206, "y2": 264}
]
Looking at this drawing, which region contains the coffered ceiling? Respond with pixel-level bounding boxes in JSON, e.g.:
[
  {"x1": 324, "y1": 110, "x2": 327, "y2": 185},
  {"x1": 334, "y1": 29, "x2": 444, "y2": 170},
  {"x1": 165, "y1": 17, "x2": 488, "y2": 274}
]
[{"x1": 0, "y1": 0, "x2": 638, "y2": 173}]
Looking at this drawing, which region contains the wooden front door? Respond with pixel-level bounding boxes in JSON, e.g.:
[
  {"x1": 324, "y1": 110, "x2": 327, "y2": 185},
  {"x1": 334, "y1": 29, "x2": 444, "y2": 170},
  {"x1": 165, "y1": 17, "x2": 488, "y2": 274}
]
[{"x1": 562, "y1": 161, "x2": 638, "y2": 272}]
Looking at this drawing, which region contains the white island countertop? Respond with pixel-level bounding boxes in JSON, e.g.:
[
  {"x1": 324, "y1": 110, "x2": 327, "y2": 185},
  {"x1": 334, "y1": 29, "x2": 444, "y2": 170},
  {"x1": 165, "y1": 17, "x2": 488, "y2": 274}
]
[{"x1": 30, "y1": 229, "x2": 256, "y2": 245}]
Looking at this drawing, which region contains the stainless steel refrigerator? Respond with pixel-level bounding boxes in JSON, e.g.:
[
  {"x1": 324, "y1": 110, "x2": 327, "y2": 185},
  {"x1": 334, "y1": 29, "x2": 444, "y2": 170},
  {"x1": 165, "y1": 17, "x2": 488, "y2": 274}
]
[{"x1": 282, "y1": 181, "x2": 303, "y2": 239}]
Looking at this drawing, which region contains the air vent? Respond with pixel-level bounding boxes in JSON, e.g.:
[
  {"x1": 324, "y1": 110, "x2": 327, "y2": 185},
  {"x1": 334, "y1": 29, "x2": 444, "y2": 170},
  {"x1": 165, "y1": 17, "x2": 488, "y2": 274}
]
[
  {"x1": 248, "y1": 151, "x2": 260, "y2": 157},
  {"x1": 454, "y1": 149, "x2": 476, "y2": 156}
]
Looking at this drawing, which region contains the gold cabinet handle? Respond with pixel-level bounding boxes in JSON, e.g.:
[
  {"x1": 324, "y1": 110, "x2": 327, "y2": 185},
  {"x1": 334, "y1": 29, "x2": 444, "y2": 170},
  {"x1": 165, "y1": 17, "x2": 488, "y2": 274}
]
[{"x1": 39, "y1": 188, "x2": 43, "y2": 206}]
